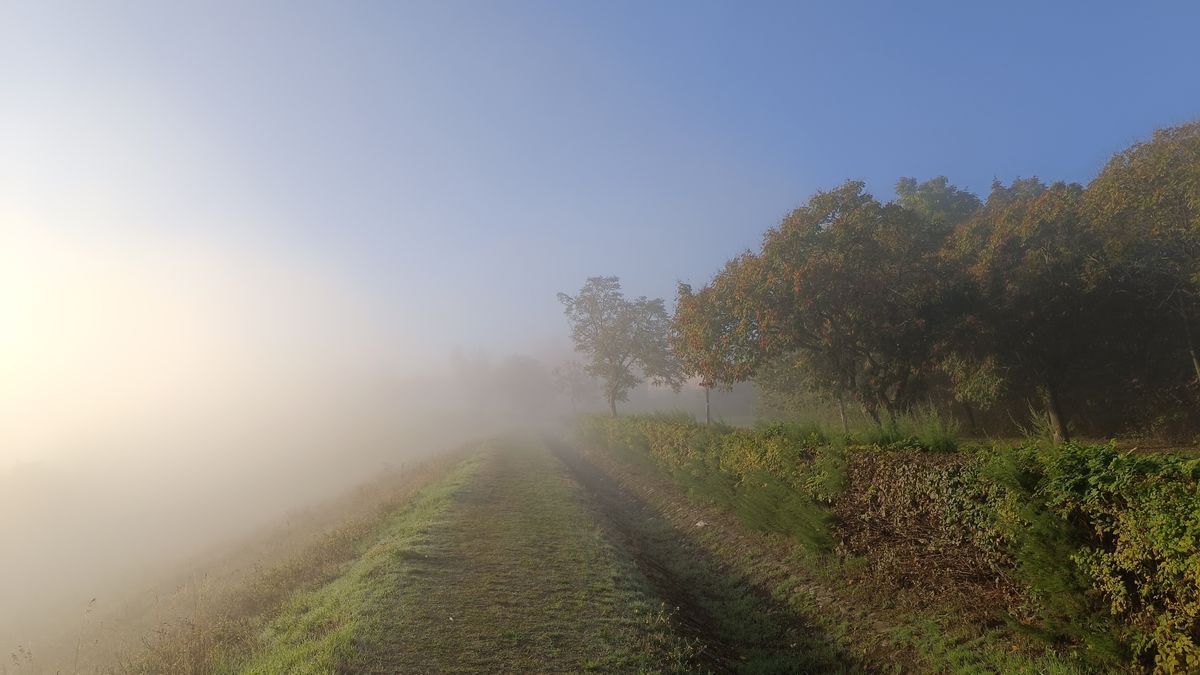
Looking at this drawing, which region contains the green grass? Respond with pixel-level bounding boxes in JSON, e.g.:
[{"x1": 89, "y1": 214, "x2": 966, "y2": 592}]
[
  {"x1": 237, "y1": 454, "x2": 485, "y2": 673},
  {"x1": 110, "y1": 452, "x2": 473, "y2": 675},
  {"x1": 556, "y1": 442, "x2": 863, "y2": 673},
  {"x1": 889, "y1": 618, "x2": 1092, "y2": 675},
  {"x1": 112, "y1": 428, "x2": 1113, "y2": 674},
  {"x1": 602, "y1": 488, "x2": 859, "y2": 672}
]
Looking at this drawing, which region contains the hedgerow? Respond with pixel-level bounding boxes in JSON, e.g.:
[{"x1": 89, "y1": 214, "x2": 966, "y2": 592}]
[
  {"x1": 1013, "y1": 443, "x2": 1200, "y2": 672},
  {"x1": 579, "y1": 415, "x2": 1200, "y2": 673},
  {"x1": 579, "y1": 414, "x2": 839, "y2": 551}
]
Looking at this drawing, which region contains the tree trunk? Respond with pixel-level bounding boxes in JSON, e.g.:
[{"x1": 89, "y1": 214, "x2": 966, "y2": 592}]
[
  {"x1": 609, "y1": 393, "x2": 618, "y2": 417},
  {"x1": 862, "y1": 403, "x2": 882, "y2": 428},
  {"x1": 836, "y1": 390, "x2": 849, "y2": 435},
  {"x1": 961, "y1": 400, "x2": 978, "y2": 435},
  {"x1": 1181, "y1": 299, "x2": 1200, "y2": 384},
  {"x1": 1043, "y1": 384, "x2": 1069, "y2": 443},
  {"x1": 704, "y1": 387, "x2": 711, "y2": 425}
]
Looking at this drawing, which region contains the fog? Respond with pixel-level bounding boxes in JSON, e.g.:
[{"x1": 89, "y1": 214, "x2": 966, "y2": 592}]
[
  {"x1": 6, "y1": 2, "x2": 1191, "y2": 668},
  {"x1": 0, "y1": 220, "x2": 738, "y2": 661},
  {"x1": 0, "y1": 222, "x2": 570, "y2": 653}
]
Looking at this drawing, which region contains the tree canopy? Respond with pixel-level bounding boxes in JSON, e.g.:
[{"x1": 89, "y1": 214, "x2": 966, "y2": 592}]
[{"x1": 668, "y1": 120, "x2": 1200, "y2": 440}]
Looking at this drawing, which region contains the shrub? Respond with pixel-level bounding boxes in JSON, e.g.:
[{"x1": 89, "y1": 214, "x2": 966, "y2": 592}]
[
  {"x1": 1037, "y1": 444, "x2": 1200, "y2": 672},
  {"x1": 580, "y1": 415, "x2": 839, "y2": 551},
  {"x1": 580, "y1": 415, "x2": 1200, "y2": 672},
  {"x1": 854, "y1": 407, "x2": 960, "y2": 453},
  {"x1": 834, "y1": 449, "x2": 1012, "y2": 594},
  {"x1": 978, "y1": 442, "x2": 1200, "y2": 670},
  {"x1": 982, "y1": 444, "x2": 1123, "y2": 661}
]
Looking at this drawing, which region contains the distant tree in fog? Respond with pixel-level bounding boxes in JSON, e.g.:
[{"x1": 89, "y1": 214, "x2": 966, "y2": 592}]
[
  {"x1": 494, "y1": 355, "x2": 555, "y2": 415},
  {"x1": 552, "y1": 361, "x2": 599, "y2": 413},
  {"x1": 558, "y1": 276, "x2": 682, "y2": 416}
]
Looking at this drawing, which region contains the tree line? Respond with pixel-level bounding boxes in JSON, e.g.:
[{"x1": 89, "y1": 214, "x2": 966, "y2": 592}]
[{"x1": 562, "y1": 121, "x2": 1200, "y2": 441}]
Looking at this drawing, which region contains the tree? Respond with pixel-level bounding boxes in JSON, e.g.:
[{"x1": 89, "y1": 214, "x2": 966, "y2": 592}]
[
  {"x1": 753, "y1": 350, "x2": 854, "y2": 433},
  {"x1": 760, "y1": 181, "x2": 957, "y2": 423},
  {"x1": 558, "y1": 277, "x2": 682, "y2": 416},
  {"x1": 1085, "y1": 121, "x2": 1200, "y2": 386},
  {"x1": 666, "y1": 120, "x2": 1200, "y2": 440},
  {"x1": 672, "y1": 266, "x2": 766, "y2": 424},
  {"x1": 673, "y1": 181, "x2": 968, "y2": 427},
  {"x1": 895, "y1": 175, "x2": 982, "y2": 231},
  {"x1": 949, "y1": 179, "x2": 1106, "y2": 442}
]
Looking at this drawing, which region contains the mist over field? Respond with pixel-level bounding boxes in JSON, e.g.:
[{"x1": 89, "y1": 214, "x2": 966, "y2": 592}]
[
  {"x1": 0, "y1": 224, "x2": 496, "y2": 645},
  {"x1": 0, "y1": 223, "x2": 718, "y2": 656}
]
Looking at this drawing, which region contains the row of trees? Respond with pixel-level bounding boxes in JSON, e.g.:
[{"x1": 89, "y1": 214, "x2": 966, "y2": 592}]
[{"x1": 561, "y1": 121, "x2": 1200, "y2": 441}]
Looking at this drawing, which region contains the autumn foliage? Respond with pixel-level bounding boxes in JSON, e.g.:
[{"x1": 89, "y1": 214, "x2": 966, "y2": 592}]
[{"x1": 672, "y1": 121, "x2": 1200, "y2": 442}]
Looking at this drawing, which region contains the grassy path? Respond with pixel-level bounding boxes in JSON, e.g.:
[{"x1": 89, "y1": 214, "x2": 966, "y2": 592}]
[
  {"x1": 345, "y1": 440, "x2": 701, "y2": 674},
  {"x1": 243, "y1": 439, "x2": 879, "y2": 674}
]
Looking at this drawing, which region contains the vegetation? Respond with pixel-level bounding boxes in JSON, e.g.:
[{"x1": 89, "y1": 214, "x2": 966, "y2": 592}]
[
  {"x1": 575, "y1": 419, "x2": 1090, "y2": 673},
  {"x1": 235, "y1": 457, "x2": 485, "y2": 674},
  {"x1": 990, "y1": 444, "x2": 1200, "y2": 672},
  {"x1": 555, "y1": 439, "x2": 871, "y2": 672},
  {"x1": 558, "y1": 276, "x2": 682, "y2": 416},
  {"x1": 110, "y1": 452, "x2": 478, "y2": 675},
  {"x1": 580, "y1": 414, "x2": 1200, "y2": 672},
  {"x1": 548, "y1": 125, "x2": 1200, "y2": 672},
  {"x1": 344, "y1": 440, "x2": 705, "y2": 673},
  {"x1": 30, "y1": 121, "x2": 1200, "y2": 675},
  {"x1": 95, "y1": 443, "x2": 714, "y2": 675},
  {"x1": 669, "y1": 121, "x2": 1200, "y2": 442}
]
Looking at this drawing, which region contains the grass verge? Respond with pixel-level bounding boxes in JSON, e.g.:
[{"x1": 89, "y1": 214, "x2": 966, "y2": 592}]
[
  {"x1": 115, "y1": 449, "x2": 477, "y2": 674},
  {"x1": 573, "y1": 426, "x2": 1094, "y2": 673},
  {"x1": 235, "y1": 454, "x2": 484, "y2": 673}
]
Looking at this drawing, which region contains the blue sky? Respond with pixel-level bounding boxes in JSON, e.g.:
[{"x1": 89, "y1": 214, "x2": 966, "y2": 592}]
[{"x1": 4, "y1": 0, "x2": 1199, "y2": 361}]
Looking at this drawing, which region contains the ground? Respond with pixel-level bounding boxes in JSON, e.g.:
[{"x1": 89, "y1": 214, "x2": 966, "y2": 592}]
[
  {"x1": 225, "y1": 437, "x2": 1084, "y2": 674},
  {"x1": 346, "y1": 439, "x2": 700, "y2": 674},
  {"x1": 238, "y1": 438, "x2": 883, "y2": 674}
]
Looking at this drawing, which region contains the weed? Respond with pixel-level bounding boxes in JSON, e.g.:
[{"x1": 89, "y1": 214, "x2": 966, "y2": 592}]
[{"x1": 855, "y1": 405, "x2": 960, "y2": 452}]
